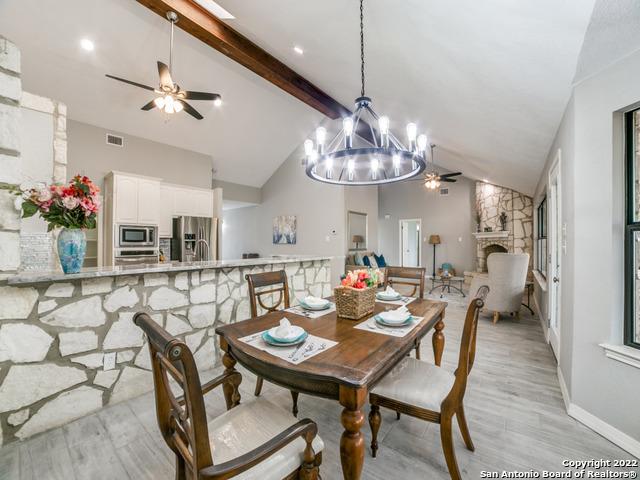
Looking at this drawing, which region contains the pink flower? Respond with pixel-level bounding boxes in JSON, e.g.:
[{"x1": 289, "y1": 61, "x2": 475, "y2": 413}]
[
  {"x1": 36, "y1": 187, "x2": 52, "y2": 203},
  {"x1": 62, "y1": 196, "x2": 80, "y2": 210}
]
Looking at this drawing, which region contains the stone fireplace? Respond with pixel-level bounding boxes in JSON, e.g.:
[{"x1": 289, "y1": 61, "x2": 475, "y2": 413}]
[{"x1": 476, "y1": 240, "x2": 509, "y2": 272}]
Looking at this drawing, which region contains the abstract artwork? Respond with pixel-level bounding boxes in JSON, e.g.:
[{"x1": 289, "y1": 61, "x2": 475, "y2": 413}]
[{"x1": 273, "y1": 215, "x2": 297, "y2": 244}]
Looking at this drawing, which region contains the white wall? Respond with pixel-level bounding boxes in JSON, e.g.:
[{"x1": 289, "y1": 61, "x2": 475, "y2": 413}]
[
  {"x1": 378, "y1": 176, "x2": 476, "y2": 274},
  {"x1": 345, "y1": 186, "x2": 379, "y2": 253},
  {"x1": 536, "y1": 49, "x2": 640, "y2": 450},
  {"x1": 221, "y1": 144, "x2": 346, "y2": 282}
]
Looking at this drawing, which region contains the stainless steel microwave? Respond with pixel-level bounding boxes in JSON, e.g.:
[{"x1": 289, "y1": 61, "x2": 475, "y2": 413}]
[{"x1": 116, "y1": 225, "x2": 157, "y2": 248}]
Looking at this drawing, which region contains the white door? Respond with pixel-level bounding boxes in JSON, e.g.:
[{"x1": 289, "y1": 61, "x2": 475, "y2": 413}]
[
  {"x1": 400, "y1": 219, "x2": 421, "y2": 267},
  {"x1": 548, "y1": 154, "x2": 562, "y2": 359}
]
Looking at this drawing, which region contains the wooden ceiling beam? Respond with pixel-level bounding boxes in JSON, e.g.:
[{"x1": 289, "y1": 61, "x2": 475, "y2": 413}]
[{"x1": 136, "y1": 0, "x2": 350, "y2": 120}]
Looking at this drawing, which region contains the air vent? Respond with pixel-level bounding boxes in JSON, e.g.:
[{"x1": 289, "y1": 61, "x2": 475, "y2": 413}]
[
  {"x1": 106, "y1": 133, "x2": 124, "y2": 147},
  {"x1": 439, "y1": 187, "x2": 449, "y2": 196}
]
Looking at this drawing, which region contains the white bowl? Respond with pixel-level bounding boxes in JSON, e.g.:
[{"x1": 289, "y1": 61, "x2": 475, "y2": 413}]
[
  {"x1": 378, "y1": 311, "x2": 411, "y2": 325},
  {"x1": 268, "y1": 325, "x2": 305, "y2": 341}
]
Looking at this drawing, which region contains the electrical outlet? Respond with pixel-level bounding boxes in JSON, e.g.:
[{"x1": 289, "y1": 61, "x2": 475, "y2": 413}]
[{"x1": 103, "y1": 352, "x2": 116, "y2": 371}]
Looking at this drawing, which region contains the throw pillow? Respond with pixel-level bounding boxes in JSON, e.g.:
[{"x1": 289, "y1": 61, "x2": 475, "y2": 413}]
[
  {"x1": 354, "y1": 252, "x2": 364, "y2": 266},
  {"x1": 374, "y1": 253, "x2": 387, "y2": 267},
  {"x1": 367, "y1": 255, "x2": 378, "y2": 268},
  {"x1": 362, "y1": 255, "x2": 371, "y2": 267}
]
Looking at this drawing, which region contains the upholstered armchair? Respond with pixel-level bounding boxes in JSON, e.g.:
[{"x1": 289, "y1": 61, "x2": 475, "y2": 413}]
[{"x1": 469, "y1": 253, "x2": 529, "y2": 324}]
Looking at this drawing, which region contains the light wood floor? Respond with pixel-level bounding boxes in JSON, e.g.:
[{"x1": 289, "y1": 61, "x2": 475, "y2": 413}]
[{"x1": 0, "y1": 291, "x2": 636, "y2": 479}]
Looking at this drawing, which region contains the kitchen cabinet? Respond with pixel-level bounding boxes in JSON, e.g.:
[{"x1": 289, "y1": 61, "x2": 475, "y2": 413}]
[
  {"x1": 192, "y1": 189, "x2": 214, "y2": 217},
  {"x1": 113, "y1": 175, "x2": 138, "y2": 224},
  {"x1": 138, "y1": 178, "x2": 161, "y2": 224},
  {"x1": 109, "y1": 172, "x2": 161, "y2": 225},
  {"x1": 169, "y1": 185, "x2": 213, "y2": 219},
  {"x1": 159, "y1": 184, "x2": 175, "y2": 237}
]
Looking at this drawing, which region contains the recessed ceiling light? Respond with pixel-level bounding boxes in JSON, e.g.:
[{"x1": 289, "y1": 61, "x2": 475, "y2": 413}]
[
  {"x1": 80, "y1": 38, "x2": 94, "y2": 51},
  {"x1": 213, "y1": 98, "x2": 222, "y2": 107},
  {"x1": 192, "y1": 0, "x2": 234, "y2": 19},
  {"x1": 293, "y1": 45, "x2": 304, "y2": 55}
]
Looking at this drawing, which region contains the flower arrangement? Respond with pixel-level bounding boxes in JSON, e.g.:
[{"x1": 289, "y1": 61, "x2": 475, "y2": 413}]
[
  {"x1": 340, "y1": 268, "x2": 384, "y2": 289},
  {"x1": 17, "y1": 175, "x2": 101, "y2": 230}
]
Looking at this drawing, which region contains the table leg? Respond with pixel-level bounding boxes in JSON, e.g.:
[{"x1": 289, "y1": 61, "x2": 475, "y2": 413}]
[
  {"x1": 221, "y1": 346, "x2": 241, "y2": 410},
  {"x1": 339, "y1": 386, "x2": 366, "y2": 480},
  {"x1": 432, "y1": 313, "x2": 445, "y2": 367}
]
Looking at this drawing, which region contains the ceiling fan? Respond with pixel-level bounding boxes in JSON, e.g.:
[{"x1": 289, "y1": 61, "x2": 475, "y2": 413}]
[
  {"x1": 105, "y1": 11, "x2": 221, "y2": 120},
  {"x1": 410, "y1": 144, "x2": 462, "y2": 189}
]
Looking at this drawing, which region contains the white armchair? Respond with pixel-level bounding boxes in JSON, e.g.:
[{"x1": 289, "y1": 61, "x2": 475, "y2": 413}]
[{"x1": 469, "y1": 253, "x2": 529, "y2": 324}]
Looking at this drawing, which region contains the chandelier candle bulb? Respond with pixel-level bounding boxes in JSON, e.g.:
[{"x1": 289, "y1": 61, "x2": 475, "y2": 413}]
[
  {"x1": 406, "y1": 122, "x2": 417, "y2": 150},
  {"x1": 343, "y1": 117, "x2": 354, "y2": 148},
  {"x1": 304, "y1": 139, "x2": 314, "y2": 157},
  {"x1": 371, "y1": 157, "x2": 379, "y2": 180},
  {"x1": 316, "y1": 127, "x2": 327, "y2": 154},
  {"x1": 393, "y1": 154, "x2": 401, "y2": 176},
  {"x1": 378, "y1": 116, "x2": 390, "y2": 147},
  {"x1": 417, "y1": 134, "x2": 428, "y2": 153},
  {"x1": 326, "y1": 156, "x2": 333, "y2": 179},
  {"x1": 348, "y1": 158, "x2": 355, "y2": 181}
]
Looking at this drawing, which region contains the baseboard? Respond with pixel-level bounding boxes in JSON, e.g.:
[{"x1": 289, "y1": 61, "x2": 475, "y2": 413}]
[
  {"x1": 532, "y1": 294, "x2": 549, "y2": 342},
  {"x1": 557, "y1": 366, "x2": 640, "y2": 458}
]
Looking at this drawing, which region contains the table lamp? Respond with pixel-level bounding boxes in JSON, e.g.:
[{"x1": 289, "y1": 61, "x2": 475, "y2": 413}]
[
  {"x1": 352, "y1": 235, "x2": 364, "y2": 250},
  {"x1": 428, "y1": 235, "x2": 441, "y2": 277}
]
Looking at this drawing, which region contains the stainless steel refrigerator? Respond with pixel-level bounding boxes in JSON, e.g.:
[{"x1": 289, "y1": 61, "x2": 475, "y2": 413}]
[{"x1": 171, "y1": 216, "x2": 217, "y2": 262}]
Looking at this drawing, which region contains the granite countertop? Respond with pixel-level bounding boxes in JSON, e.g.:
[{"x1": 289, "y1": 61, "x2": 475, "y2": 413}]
[{"x1": 7, "y1": 255, "x2": 331, "y2": 286}]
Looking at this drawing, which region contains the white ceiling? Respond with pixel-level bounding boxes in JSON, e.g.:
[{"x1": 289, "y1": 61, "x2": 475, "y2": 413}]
[
  {"x1": 0, "y1": 0, "x2": 323, "y2": 188},
  {"x1": 212, "y1": 0, "x2": 596, "y2": 195},
  {"x1": 0, "y1": 0, "x2": 602, "y2": 194}
]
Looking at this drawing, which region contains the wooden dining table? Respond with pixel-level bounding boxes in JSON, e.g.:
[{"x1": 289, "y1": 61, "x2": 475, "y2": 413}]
[{"x1": 215, "y1": 297, "x2": 447, "y2": 480}]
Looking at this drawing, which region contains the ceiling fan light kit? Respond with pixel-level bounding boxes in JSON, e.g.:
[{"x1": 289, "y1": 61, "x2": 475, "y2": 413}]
[
  {"x1": 303, "y1": 0, "x2": 429, "y2": 186},
  {"x1": 105, "y1": 11, "x2": 221, "y2": 120}
]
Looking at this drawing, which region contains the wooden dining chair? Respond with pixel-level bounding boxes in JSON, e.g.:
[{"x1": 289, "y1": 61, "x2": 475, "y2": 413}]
[
  {"x1": 245, "y1": 270, "x2": 300, "y2": 416},
  {"x1": 384, "y1": 266, "x2": 426, "y2": 359},
  {"x1": 134, "y1": 312, "x2": 322, "y2": 480},
  {"x1": 368, "y1": 286, "x2": 489, "y2": 480}
]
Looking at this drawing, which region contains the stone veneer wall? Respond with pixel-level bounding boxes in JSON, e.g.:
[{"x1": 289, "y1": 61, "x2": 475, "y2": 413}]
[
  {"x1": 0, "y1": 259, "x2": 332, "y2": 446},
  {"x1": 475, "y1": 182, "x2": 533, "y2": 272}
]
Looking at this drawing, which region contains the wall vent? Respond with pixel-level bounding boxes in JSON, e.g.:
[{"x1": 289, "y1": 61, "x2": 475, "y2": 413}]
[
  {"x1": 106, "y1": 133, "x2": 124, "y2": 147},
  {"x1": 439, "y1": 187, "x2": 449, "y2": 196}
]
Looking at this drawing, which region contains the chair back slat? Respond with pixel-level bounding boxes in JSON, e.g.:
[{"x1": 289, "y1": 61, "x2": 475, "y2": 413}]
[
  {"x1": 385, "y1": 266, "x2": 426, "y2": 299},
  {"x1": 245, "y1": 270, "x2": 290, "y2": 318},
  {"x1": 442, "y1": 286, "x2": 489, "y2": 409},
  {"x1": 134, "y1": 312, "x2": 213, "y2": 478}
]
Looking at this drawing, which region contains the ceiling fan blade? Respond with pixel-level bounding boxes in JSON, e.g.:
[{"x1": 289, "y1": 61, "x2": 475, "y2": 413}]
[
  {"x1": 105, "y1": 74, "x2": 155, "y2": 91},
  {"x1": 141, "y1": 99, "x2": 156, "y2": 111},
  {"x1": 439, "y1": 172, "x2": 463, "y2": 178},
  {"x1": 180, "y1": 100, "x2": 204, "y2": 120},
  {"x1": 157, "y1": 61, "x2": 174, "y2": 89},
  {"x1": 183, "y1": 91, "x2": 221, "y2": 101},
  {"x1": 441, "y1": 178, "x2": 457, "y2": 183}
]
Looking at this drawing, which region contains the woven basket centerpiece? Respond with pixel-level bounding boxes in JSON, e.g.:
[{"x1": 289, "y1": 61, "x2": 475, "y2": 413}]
[{"x1": 334, "y1": 285, "x2": 376, "y2": 319}]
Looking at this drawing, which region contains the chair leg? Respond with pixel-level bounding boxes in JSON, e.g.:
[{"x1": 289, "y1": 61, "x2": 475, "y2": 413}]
[
  {"x1": 291, "y1": 391, "x2": 299, "y2": 417},
  {"x1": 415, "y1": 341, "x2": 421, "y2": 360},
  {"x1": 456, "y1": 405, "x2": 475, "y2": 451},
  {"x1": 492, "y1": 311, "x2": 500, "y2": 324},
  {"x1": 515, "y1": 310, "x2": 520, "y2": 319},
  {"x1": 440, "y1": 416, "x2": 462, "y2": 480},
  {"x1": 396, "y1": 411, "x2": 401, "y2": 420},
  {"x1": 254, "y1": 376, "x2": 264, "y2": 396},
  {"x1": 368, "y1": 404, "x2": 381, "y2": 458},
  {"x1": 175, "y1": 455, "x2": 187, "y2": 480}
]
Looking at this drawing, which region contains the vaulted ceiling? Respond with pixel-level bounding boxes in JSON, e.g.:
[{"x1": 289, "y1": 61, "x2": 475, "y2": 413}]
[{"x1": 0, "y1": 0, "x2": 613, "y2": 194}]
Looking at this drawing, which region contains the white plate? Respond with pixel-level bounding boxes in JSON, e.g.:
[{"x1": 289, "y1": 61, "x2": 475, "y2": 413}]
[
  {"x1": 377, "y1": 311, "x2": 411, "y2": 325},
  {"x1": 376, "y1": 293, "x2": 402, "y2": 301},
  {"x1": 268, "y1": 325, "x2": 305, "y2": 342}
]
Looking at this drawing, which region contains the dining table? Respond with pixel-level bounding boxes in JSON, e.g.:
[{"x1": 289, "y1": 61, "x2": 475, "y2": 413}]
[{"x1": 215, "y1": 296, "x2": 447, "y2": 480}]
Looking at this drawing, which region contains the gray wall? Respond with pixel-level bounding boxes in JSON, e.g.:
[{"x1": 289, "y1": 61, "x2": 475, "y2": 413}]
[
  {"x1": 345, "y1": 186, "x2": 379, "y2": 253},
  {"x1": 378, "y1": 176, "x2": 476, "y2": 274},
  {"x1": 213, "y1": 179, "x2": 261, "y2": 205},
  {"x1": 67, "y1": 120, "x2": 213, "y2": 189},
  {"x1": 534, "y1": 49, "x2": 640, "y2": 445},
  {"x1": 221, "y1": 143, "x2": 346, "y2": 282}
]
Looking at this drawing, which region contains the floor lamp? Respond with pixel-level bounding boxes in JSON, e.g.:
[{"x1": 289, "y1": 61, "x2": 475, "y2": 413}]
[{"x1": 428, "y1": 235, "x2": 441, "y2": 278}]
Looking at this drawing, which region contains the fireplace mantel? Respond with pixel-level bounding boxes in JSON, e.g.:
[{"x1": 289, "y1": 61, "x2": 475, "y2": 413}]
[{"x1": 472, "y1": 231, "x2": 509, "y2": 240}]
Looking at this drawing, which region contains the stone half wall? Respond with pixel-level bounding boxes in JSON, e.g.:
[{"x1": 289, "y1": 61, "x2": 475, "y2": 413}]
[
  {"x1": 475, "y1": 182, "x2": 533, "y2": 273},
  {"x1": 0, "y1": 259, "x2": 332, "y2": 446}
]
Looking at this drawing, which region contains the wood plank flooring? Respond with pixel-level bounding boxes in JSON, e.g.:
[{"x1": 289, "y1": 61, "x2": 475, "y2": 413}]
[{"x1": 1, "y1": 290, "x2": 637, "y2": 479}]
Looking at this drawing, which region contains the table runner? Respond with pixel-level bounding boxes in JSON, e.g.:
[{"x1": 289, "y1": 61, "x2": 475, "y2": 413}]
[
  {"x1": 284, "y1": 303, "x2": 336, "y2": 319},
  {"x1": 354, "y1": 315, "x2": 424, "y2": 337},
  {"x1": 239, "y1": 330, "x2": 337, "y2": 365}
]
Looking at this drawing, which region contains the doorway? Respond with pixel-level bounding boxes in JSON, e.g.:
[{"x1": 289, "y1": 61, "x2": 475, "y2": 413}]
[
  {"x1": 399, "y1": 219, "x2": 421, "y2": 267},
  {"x1": 548, "y1": 151, "x2": 562, "y2": 359}
]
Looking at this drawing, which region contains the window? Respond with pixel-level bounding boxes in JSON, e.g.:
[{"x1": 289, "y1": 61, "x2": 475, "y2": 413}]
[
  {"x1": 536, "y1": 197, "x2": 547, "y2": 278},
  {"x1": 625, "y1": 109, "x2": 640, "y2": 349}
]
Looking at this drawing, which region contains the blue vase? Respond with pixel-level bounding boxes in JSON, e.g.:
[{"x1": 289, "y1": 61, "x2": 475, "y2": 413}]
[{"x1": 57, "y1": 228, "x2": 87, "y2": 274}]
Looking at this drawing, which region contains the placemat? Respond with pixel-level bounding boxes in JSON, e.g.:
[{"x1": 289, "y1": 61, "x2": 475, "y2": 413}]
[
  {"x1": 240, "y1": 330, "x2": 337, "y2": 365},
  {"x1": 285, "y1": 303, "x2": 336, "y2": 319},
  {"x1": 375, "y1": 296, "x2": 417, "y2": 306},
  {"x1": 354, "y1": 315, "x2": 424, "y2": 338}
]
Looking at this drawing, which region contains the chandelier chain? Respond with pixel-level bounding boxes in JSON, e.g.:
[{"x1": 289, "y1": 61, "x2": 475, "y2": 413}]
[{"x1": 360, "y1": 0, "x2": 365, "y2": 97}]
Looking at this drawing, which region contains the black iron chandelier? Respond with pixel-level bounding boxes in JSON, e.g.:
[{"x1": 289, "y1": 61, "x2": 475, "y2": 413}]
[{"x1": 304, "y1": 0, "x2": 429, "y2": 186}]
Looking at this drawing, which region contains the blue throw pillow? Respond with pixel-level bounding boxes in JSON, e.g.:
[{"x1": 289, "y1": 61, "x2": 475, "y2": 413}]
[
  {"x1": 362, "y1": 255, "x2": 371, "y2": 267},
  {"x1": 374, "y1": 253, "x2": 387, "y2": 267},
  {"x1": 354, "y1": 252, "x2": 364, "y2": 266}
]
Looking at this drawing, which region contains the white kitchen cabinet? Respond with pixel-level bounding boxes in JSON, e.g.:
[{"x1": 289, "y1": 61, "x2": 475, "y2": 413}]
[
  {"x1": 137, "y1": 178, "x2": 161, "y2": 225},
  {"x1": 158, "y1": 184, "x2": 175, "y2": 237},
  {"x1": 173, "y1": 186, "x2": 192, "y2": 216},
  {"x1": 113, "y1": 175, "x2": 138, "y2": 224},
  {"x1": 109, "y1": 172, "x2": 161, "y2": 225},
  {"x1": 192, "y1": 189, "x2": 213, "y2": 217}
]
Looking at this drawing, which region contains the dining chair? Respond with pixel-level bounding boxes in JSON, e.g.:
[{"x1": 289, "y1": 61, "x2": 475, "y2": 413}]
[
  {"x1": 245, "y1": 270, "x2": 300, "y2": 416},
  {"x1": 384, "y1": 266, "x2": 426, "y2": 359},
  {"x1": 133, "y1": 312, "x2": 323, "y2": 480},
  {"x1": 368, "y1": 285, "x2": 489, "y2": 480}
]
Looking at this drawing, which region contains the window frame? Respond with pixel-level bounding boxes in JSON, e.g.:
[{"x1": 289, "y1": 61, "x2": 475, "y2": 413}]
[
  {"x1": 625, "y1": 109, "x2": 640, "y2": 349},
  {"x1": 536, "y1": 196, "x2": 548, "y2": 279}
]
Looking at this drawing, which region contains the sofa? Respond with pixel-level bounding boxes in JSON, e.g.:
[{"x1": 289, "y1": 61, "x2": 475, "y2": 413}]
[{"x1": 345, "y1": 251, "x2": 388, "y2": 277}]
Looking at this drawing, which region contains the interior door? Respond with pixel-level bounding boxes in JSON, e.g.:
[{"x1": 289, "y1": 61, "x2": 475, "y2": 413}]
[
  {"x1": 400, "y1": 219, "x2": 421, "y2": 267},
  {"x1": 548, "y1": 156, "x2": 562, "y2": 359}
]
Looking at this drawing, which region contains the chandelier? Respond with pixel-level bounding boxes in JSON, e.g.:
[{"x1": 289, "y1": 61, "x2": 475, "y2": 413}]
[{"x1": 303, "y1": 0, "x2": 429, "y2": 186}]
